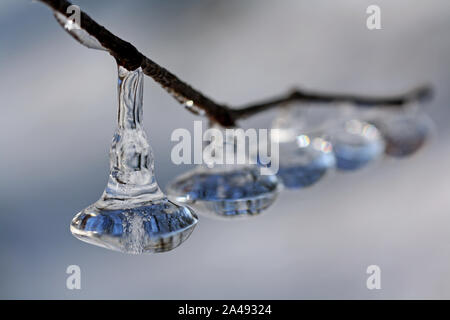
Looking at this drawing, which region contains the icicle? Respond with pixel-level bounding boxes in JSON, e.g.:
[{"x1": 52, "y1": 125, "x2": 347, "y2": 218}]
[{"x1": 70, "y1": 66, "x2": 198, "y2": 254}]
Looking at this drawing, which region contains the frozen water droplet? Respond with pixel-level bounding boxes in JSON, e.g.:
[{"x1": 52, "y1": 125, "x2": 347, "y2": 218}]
[
  {"x1": 276, "y1": 137, "x2": 335, "y2": 188},
  {"x1": 70, "y1": 66, "x2": 197, "y2": 254},
  {"x1": 270, "y1": 104, "x2": 336, "y2": 189},
  {"x1": 329, "y1": 117, "x2": 385, "y2": 171},
  {"x1": 167, "y1": 125, "x2": 280, "y2": 219},
  {"x1": 167, "y1": 166, "x2": 279, "y2": 219},
  {"x1": 71, "y1": 200, "x2": 197, "y2": 254},
  {"x1": 371, "y1": 110, "x2": 432, "y2": 158}
]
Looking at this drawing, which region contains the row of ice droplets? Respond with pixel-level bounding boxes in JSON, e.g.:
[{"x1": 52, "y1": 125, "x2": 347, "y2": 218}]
[{"x1": 69, "y1": 65, "x2": 433, "y2": 254}]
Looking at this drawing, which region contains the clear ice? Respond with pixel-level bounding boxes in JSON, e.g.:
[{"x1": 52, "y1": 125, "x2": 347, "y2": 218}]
[
  {"x1": 328, "y1": 117, "x2": 385, "y2": 171},
  {"x1": 371, "y1": 110, "x2": 431, "y2": 157},
  {"x1": 70, "y1": 66, "x2": 198, "y2": 254},
  {"x1": 167, "y1": 125, "x2": 280, "y2": 219},
  {"x1": 270, "y1": 105, "x2": 336, "y2": 189},
  {"x1": 53, "y1": 11, "x2": 107, "y2": 51}
]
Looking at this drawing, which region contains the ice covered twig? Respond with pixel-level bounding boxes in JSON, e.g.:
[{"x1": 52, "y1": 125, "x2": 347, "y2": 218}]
[{"x1": 39, "y1": 0, "x2": 433, "y2": 127}]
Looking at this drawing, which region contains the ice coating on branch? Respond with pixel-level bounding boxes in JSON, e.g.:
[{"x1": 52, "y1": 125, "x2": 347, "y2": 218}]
[{"x1": 54, "y1": 11, "x2": 106, "y2": 51}]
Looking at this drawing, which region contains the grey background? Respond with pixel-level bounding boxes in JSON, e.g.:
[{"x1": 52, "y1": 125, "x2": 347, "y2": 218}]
[{"x1": 1, "y1": 0, "x2": 450, "y2": 299}]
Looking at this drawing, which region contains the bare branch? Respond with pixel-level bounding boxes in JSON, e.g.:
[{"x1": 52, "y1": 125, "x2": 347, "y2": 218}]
[
  {"x1": 38, "y1": 0, "x2": 433, "y2": 127},
  {"x1": 232, "y1": 85, "x2": 433, "y2": 119}
]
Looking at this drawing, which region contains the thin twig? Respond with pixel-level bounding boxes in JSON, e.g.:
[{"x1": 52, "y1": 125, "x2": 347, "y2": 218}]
[
  {"x1": 38, "y1": 0, "x2": 433, "y2": 127},
  {"x1": 232, "y1": 86, "x2": 432, "y2": 119}
]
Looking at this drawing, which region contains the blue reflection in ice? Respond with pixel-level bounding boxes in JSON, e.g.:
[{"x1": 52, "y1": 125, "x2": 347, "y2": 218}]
[
  {"x1": 270, "y1": 133, "x2": 335, "y2": 189},
  {"x1": 277, "y1": 162, "x2": 328, "y2": 189},
  {"x1": 71, "y1": 199, "x2": 198, "y2": 254},
  {"x1": 330, "y1": 119, "x2": 385, "y2": 171},
  {"x1": 167, "y1": 166, "x2": 279, "y2": 218}
]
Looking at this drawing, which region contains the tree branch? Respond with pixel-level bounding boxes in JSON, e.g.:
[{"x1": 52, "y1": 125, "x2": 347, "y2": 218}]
[
  {"x1": 38, "y1": 0, "x2": 433, "y2": 127},
  {"x1": 232, "y1": 85, "x2": 432, "y2": 119}
]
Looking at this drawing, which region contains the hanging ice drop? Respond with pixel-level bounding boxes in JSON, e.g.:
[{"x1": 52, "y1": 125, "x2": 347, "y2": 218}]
[
  {"x1": 167, "y1": 124, "x2": 280, "y2": 219},
  {"x1": 327, "y1": 106, "x2": 385, "y2": 171},
  {"x1": 370, "y1": 107, "x2": 432, "y2": 157},
  {"x1": 70, "y1": 66, "x2": 198, "y2": 254},
  {"x1": 270, "y1": 105, "x2": 336, "y2": 189}
]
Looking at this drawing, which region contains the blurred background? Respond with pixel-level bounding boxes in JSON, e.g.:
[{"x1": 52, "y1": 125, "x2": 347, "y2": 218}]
[{"x1": 1, "y1": 0, "x2": 450, "y2": 299}]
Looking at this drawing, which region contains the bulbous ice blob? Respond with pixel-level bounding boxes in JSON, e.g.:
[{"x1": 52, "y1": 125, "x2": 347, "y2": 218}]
[
  {"x1": 70, "y1": 66, "x2": 197, "y2": 254},
  {"x1": 167, "y1": 165, "x2": 279, "y2": 219},
  {"x1": 371, "y1": 112, "x2": 432, "y2": 157},
  {"x1": 329, "y1": 118, "x2": 385, "y2": 171},
  {"x1": 270, "y1": 105, "x2": 336, "y2": 189},
  {"x1": 167, "y1": 125, "x2": 280, "y2": 219},
  {"x1": 71, "y1": 199, "x2": 197, "y2": 254},
  {"x1": 276, "y1": 137, "x2": 335, "y2": 188}
]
